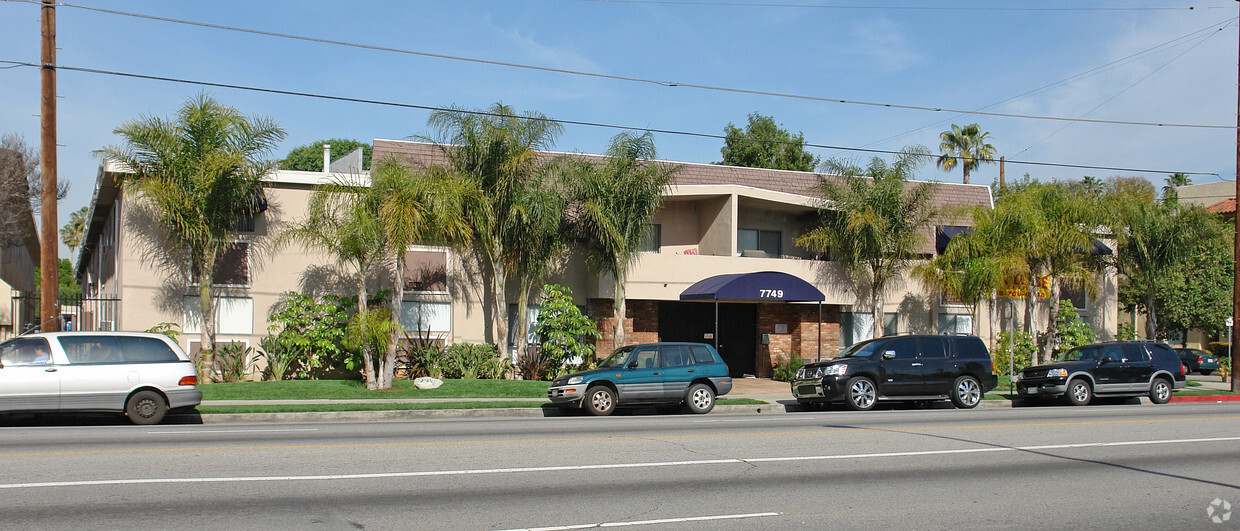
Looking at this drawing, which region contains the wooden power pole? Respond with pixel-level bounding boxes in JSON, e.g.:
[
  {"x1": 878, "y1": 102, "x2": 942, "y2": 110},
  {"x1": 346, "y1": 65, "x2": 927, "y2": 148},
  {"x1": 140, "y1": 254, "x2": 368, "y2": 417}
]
[
  {"x1": 1233, "y1": 0, "x2": 1239, "y2": 392},
  {"x1": 40, "y1": 0, "x2": 58, "y2": 332}
]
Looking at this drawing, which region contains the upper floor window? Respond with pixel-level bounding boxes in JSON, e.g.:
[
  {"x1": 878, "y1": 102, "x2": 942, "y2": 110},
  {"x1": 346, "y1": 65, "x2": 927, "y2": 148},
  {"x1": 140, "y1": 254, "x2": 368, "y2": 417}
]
[
  {"x1": 191, "y1": 241, "x2": 250, "y2": 287},
  {"x1": 639, "y1": 224, "x2": 661, "y2": 253},
  {"x1": 739, "y1": 228, "x2": 780, "y2": 258},
  {"x1": 403, "y1": 249, "x2": 449, "y2": 293}
]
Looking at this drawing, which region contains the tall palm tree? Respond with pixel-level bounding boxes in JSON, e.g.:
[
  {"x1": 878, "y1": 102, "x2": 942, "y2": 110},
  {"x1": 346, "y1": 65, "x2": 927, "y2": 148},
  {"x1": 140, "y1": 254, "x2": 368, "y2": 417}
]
[
  {"x1": 98, "y1": 93, "x2": 284, "y2": 356},
  {"x1": 936, "y1": 124, "x2": 996, "y2": 185},
  {"x1": 423, "y1": 103, "x2": 563, "y2": 357},
  {"x1": 276, "y1": 171, "x2": 387, "y2": 387},
  {"x1": 374, "y1": 160, "x2": 479, "y2": 388},
  {"x1": 568, "y1": 132, "x2": 678, "y2": 349},
  {"x1": 60, "y1": 206, "x2": 89, "y2": 256},
  {"x1": 1161, "y1": 172, "x2": 1191, "y2": 206},
  {"x1": 797, "y1": 147, "x2": 938, "y2": 339},
  {"x1": 503, "y1": 169, "x2": 568, "y2": 362}
]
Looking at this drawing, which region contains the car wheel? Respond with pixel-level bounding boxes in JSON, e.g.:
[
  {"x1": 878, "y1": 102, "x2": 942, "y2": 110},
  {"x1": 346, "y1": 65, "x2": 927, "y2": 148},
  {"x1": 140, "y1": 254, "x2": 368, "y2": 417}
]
[
  {"x1": 844, "y1": 377, "x2": 877, "y2": 411},
  {"x1": 1065, "y1": 378, "x2": 1092, "y2": 406},
  {"x1": 584, "y1": 386, "x2": 616, "y2": 416},
  {"x1": 1200, "y1": 370, "x2": 1213, "y2": 376},
  {"x1": 1149, "y1": 378, "x2": 1173, "y2": 405},
  {"x1": 950, "y1": 376, "x2": 982, "y2": 409},
  {"x1": 685, "y1": 383, "x2": 716, "y2": 414},
  {"x1": 125, "y1": 390, "x2": 167, "y2": 425}
]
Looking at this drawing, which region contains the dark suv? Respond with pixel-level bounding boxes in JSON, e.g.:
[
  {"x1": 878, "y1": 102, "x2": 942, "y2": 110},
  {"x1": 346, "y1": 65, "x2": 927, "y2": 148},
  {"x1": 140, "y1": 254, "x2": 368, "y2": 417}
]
[
  {"x1": 1014, "y1": 341, "x2": 1186, "y2": 406},
  {"x1": 791, "y1": 334, "x2": 998, "y2": 411}
]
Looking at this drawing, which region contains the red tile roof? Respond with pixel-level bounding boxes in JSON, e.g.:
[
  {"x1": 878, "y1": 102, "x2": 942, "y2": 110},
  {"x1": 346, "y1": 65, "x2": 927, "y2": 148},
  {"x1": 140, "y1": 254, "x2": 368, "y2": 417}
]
[{"x1": 1207, "y1": 197, "x2": 1236, "y2": 215}]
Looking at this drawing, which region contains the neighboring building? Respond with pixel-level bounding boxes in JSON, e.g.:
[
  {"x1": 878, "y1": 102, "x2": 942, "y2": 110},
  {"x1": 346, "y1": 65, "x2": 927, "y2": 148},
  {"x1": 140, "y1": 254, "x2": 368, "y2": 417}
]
[
  {"x1": 1177, "y1": 181, "x2": 1234, "y2": 208},
  {"x1": 75, "y1": 140, "x2": 1119, "y2": 378},
  {"x1": 0, "y1": 207, "x2": 39, "y2": 340}
]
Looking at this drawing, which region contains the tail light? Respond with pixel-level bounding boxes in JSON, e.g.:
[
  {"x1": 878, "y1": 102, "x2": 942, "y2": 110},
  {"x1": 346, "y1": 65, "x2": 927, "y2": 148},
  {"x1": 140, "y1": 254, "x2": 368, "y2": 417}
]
[
  {"x1": 1181, "y1": 364, "x2": 1187, "y2": 376},
  {"x1": 178, "y1": 375, "x2": 198, "y2": 386},
  {"x1": 1198, "y1": 357, "x2": 1205, "y2": 364}
]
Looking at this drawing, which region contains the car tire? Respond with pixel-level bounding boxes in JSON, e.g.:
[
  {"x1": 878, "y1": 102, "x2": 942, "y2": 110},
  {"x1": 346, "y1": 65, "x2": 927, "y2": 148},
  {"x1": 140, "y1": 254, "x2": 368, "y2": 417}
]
[
  {"x1": 1200, "y1": 370, "x2": 1213, "y2": 376},
  {"x1": 1149, "y1": 378, "x2": 1173, "y2": 405},
  {"x1": 125, "y1": 390, "x2": 167, "y2": 425},
  {"x1": 950, "y1": 376, "x2": 983, "y2": 409},
  {"x1": 844, "y1": 377, "x2": 877, "y2": 411},
  {"x1": 685, "y1": 383, "x2": 716, "y2": 414},
  {"x1": 1064, "y1": 378, "x2": 1092, "y2": 406},
  {"x1": 584, "y1": 386, "x2": 616, "y2": 416}
]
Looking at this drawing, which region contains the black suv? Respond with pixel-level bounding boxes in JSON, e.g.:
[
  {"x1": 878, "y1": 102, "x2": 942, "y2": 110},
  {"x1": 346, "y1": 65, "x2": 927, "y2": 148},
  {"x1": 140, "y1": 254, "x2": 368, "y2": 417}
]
[
  {"x1": 791, "y1": 334, "x2": 998, "y2": 411},
  {"x1": 1014, "y1": 341, "x2": 1187, "y2": 406}
]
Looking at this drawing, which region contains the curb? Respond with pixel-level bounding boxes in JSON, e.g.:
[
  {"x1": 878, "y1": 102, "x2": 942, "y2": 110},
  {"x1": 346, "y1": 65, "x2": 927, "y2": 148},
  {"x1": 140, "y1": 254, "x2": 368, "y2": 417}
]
[{"x1": 1170, "y1": 395, "x2": 1240, "y2": 403}]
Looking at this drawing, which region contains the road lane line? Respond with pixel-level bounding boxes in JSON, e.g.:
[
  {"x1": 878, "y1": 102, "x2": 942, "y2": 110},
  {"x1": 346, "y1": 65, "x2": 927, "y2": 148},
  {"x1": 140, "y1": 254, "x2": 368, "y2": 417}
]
[
  {"x1": 2, "y1": 435, "x2": 1237, "y2": 490},
  {"x1": 145, "y1": 428, "x2": 320, "y2": 435},
  {"x1": 3, "y1": 414, "x2": 1240, "y2": 458},
  {"x1": 495, "y1": 511, "x2": 781, "y2": 530},
  {"x1": 693, "y1": 417, "x2": 816, "y2": 423}
]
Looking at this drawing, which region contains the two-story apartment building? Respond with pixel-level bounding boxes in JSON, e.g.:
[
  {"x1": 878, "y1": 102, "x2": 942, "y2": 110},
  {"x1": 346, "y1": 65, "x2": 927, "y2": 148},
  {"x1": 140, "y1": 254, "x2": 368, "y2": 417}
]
[{"x1": 74, "y1": 139, "x2": 1117, "y2": 378}]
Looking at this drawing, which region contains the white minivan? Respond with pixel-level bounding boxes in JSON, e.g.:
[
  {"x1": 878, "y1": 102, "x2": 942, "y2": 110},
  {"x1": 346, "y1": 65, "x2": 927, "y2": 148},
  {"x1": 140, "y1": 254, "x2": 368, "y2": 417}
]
[{"x1": 0, "y1": 332, "x2": 202, "y2": 424}]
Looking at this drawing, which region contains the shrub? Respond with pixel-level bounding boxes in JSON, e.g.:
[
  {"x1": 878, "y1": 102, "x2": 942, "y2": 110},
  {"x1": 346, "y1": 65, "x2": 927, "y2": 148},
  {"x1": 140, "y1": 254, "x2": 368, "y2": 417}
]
[
  {"x1": 772, "y1": 353, "x2": 804, "y2": 382},
  {"x1": 1115, "y1": 323, "x2": 1139, "y2": 341},
  {"x1": 443, "y1": 343, "x2": 501, "y2": 379},
  {"x1": 534, "y1": 285, "x2": 598, "y2": 366},
  {"x1": 1051, "y1": 303, "x2": 1096, "y2": 358},
  {"x1": 258, "y1": 335, "x2": 297, "y2": 381},
  {"x1": 994, "y1": 331, "x2": 1035, "y2": 376},
  {"x1": 408, "y1": 343, "x2": 447, "y2": 379},
  {"x1": 213, "y1": 341, "x2": 254, "y2": 383},
  {"x1": 266, "y1": 292, "x2": 350, "y2": 378},
  {"x1": 145, "y1": 322, "x2": 181, "y2": 342}
]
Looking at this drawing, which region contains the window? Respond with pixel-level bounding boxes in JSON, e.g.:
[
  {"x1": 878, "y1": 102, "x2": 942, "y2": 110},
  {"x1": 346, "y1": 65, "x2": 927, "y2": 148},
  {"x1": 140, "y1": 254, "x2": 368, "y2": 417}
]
[
  {"x1": 690, "y1": 345, "x2": 715, "y2": 364},
  {"x1": 184, "y1": 296, "x2": 254, "y2": 335},
  {"x1": 60, "y1": 335, "x2": 178, "y2": 364},
  {"x1": 919, "y1": 337, "x2": 947, "y2": 358},
  {"x1": 0, "y1": 338, "x2": 52, "y2": 366},
  {"x1": 841, "y1": 312, "x2": 898, "y2": 346},
  {"x1": 506, "y1": 304, "x2": 540, "y2": 352},
  {"x1": 1061, "y1": 283, "x2": 1087, "y2": 312},
  {"x1": 632, "y1": 346, "x2": 659, "y2": 369},
  {"x1": 639, "y1": 224, "x2": 661, "y2": 253},
  {"x1": 403, "y1": 249, "x2": 449, "y2": 292},
  {"x1": 1122, "y1": 344, "x2": 1151, "y2": 363},
  {"x1": 191, "y1": 241, "x2": 250, "y2": 287},
  {"x1": 660, "y1": 345, "x2": 689, "y2": 368},
  {"x1": 404, "y1": 301, "x2": 452, "y2": 334},
  {"x1": 938, "y1": 313, "x2": 972, "y2": 335},
  {"x1": 884, "y1": 337, "x2": 918, "y2": 359},
  {"x1": 738, "y1": 229, "x2": 781, "y2": 257}
]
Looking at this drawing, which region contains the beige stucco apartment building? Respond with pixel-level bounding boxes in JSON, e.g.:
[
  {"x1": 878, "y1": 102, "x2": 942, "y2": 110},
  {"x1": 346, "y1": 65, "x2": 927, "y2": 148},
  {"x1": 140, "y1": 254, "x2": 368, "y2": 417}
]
[{"x1": 74, "y1": 140, "x2": 1119, "y2": 378}]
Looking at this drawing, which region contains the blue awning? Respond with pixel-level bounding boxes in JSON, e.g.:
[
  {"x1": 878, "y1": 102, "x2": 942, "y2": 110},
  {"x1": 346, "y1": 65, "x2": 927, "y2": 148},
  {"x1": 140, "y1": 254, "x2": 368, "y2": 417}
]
[{"x1": 679, "y1": 271, "x2": 825, "y2": 302}]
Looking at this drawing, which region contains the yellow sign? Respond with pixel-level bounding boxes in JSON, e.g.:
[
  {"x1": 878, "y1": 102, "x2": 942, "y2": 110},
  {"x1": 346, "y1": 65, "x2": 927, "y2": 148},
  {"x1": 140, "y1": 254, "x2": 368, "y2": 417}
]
[{"x1": 999, "y1": 275, "x2": 1050, "y2": 299}]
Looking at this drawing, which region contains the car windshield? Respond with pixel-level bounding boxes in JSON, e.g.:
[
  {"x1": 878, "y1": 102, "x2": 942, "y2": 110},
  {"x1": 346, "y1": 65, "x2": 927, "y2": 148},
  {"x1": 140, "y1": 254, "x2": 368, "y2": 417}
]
[
  {"x1": 1058, "y1": 345, "x2": 1104, "y2": 362},
  {"x1": 838, "y1": 339, "x2": 882, "y2": 359},
  {"x1": 597, "y1": 346, "x2": 634, "y2": 368}
]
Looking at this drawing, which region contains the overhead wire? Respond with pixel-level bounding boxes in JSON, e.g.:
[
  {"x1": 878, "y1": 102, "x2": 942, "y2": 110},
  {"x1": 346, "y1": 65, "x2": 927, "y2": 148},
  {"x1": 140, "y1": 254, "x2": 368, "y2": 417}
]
[
  {"x1": 561, "y1": 0, "x2": 1217, "y2": 11},
  {"x1": 3, "y1": 0, "x2": 1231, "y2": 130},
  {"x1": 0, "y1": 60, "x2": 1218, "y2": 177}
]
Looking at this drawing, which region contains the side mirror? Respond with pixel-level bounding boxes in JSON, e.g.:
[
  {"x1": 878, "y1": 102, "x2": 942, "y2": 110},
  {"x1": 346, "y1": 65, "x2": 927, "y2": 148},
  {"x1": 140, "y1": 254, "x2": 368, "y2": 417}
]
[
  {"x1": 1100, "y1": 356, "x2": 1119, "y2": 365},
  {"x1": 626, "y1": 361, "x2": 639, "y2": 369},
  {"x1": 882, "y1": 350, "x2": 896, "y2": 360}
]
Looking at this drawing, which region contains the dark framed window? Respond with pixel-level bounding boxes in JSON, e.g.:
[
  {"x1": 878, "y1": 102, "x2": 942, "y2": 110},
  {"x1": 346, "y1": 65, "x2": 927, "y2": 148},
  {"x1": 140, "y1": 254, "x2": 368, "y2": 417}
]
[
  {"x1": 639, "y1": 224, "x2": 661, "y2": 253},
  {"x1": 738, "y1": 228, "x2": 781, "y2": 257},
  {"x1": 191, "y1": 241, "x2": 250, "y2": 287}
]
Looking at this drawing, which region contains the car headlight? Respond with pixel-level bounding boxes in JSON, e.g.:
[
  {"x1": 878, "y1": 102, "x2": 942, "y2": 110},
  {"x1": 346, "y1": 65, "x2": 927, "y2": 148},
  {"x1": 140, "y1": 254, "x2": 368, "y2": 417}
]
[
  {"x1": 1012, "y1": 373, "x2": 1022, "y2": 382},
  {"x1": 567, "y1": 376, "x2": 583, "y2": 385},
  {"x1": 1046, "y1": 368, "x2": 1068, "y2": 379},
  {"x1": 795, "y1": 367, "x2": 806, "y2": 379},
  {"x1": 822, "y1": 364, "x2": 847, "y2": 376}
]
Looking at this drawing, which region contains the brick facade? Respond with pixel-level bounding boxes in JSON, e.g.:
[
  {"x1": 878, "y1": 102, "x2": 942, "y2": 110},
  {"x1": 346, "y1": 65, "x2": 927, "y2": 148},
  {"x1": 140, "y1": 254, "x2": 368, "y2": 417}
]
[{"x1": 588, "y1": 299, "x2": 660, "y2": 352}]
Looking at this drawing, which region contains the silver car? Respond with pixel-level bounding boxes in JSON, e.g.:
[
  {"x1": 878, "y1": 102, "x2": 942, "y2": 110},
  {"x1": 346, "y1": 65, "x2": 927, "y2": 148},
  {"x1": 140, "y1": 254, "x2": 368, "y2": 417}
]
[{"x1": 0, "y1": 332, "x2": 202, "y2": 424}]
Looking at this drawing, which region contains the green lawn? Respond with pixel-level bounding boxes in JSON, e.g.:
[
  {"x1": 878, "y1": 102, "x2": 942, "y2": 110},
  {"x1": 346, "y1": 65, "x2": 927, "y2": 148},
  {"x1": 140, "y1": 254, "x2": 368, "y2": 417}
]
[{"x1": 199, "y1": 379, "x2": 552, "y2": 400}]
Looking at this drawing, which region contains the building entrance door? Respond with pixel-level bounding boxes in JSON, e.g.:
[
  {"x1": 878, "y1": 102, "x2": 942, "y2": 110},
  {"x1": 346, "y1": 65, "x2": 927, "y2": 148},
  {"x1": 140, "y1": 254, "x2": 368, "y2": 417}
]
[{"x1": 658, "y1": 301, "x2": 756, "y2": 378}]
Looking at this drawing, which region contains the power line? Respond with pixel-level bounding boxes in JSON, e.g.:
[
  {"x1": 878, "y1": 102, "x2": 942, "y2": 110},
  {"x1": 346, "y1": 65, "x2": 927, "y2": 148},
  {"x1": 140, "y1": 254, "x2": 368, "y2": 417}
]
[
  {"x1": 12, "y1": 0, "x2": 1235, "y2": 131},
  {"x1": 0, "y1": 60, "x2": 1218, "y2": 177},
  {"x1": 563, "y1": 0, "x2": 1214, "y2": 11}
]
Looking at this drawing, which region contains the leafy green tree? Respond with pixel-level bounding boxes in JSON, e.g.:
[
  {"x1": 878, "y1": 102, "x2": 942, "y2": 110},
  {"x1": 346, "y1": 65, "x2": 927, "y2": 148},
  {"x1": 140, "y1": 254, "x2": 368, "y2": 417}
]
[
  {"x1": 797, "y1": 147, "x2": 937, "y2": 339},
  {"x1": 60, "y1": 206, "x2": 89, "y2": 256},
  {"x1": 98, "y1": 93, "x2": 284, "y2": 355},
  {"x1": 280, "y1": 138, "x2": 371, "y2": 172},
  {"x1": 718, "y1": 112, "x2": 819, "y2": 172},
  {"x1": 567, "y1": 131, "x2": 679, "y2": 348},
  {"x1": 936, "y1": 123, "x2": 996, "y2": 185},
  {"x1": 534, "y1": 284, "x2": 598, "y2": 369},
  {"x1": 422, "y1": 103, "x2": 564, "y2": 356},
  {"x1": 1107, "y1": 191, "x2": 1221, "y2": 340},
  {"x1": 1052, "y1": 303, "x2": 1096, "y2": 357},
  {"x1": 994, "y1": 330, "x2": 1035, "y2": 376},
  {"x1": 33, "y1": 258, "x2": 82, "y2": 298},
  {"x1": 263, "y1": 292, "x2": 350, "y2": 379}
]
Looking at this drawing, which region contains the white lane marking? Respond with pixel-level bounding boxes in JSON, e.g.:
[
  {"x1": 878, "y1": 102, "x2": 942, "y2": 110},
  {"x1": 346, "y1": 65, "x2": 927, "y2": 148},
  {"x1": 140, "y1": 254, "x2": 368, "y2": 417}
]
[
  {"x1": 495, "y1": 511, "x2": 781, "y2": 530},
  {"x1": 693, "y1": 417, "x2": 814, "y2": 423},
  {"x1": 145, "y1": 428, "x2": 320, "y2": 435},
  {"x1": 3, "y1": 435, "x2": 1238, "y2": 490}
]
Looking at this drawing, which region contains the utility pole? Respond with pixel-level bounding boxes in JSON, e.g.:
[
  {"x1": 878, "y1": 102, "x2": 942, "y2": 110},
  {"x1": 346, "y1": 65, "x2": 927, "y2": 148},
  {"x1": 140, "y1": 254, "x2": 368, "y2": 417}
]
[
  {"x1": 1233, "y1": 0, "x2": 1239, "y2": 392},
  {"x1": 39, "y1": 0, "x2": 58, "y2": 332},
  {"x1": 999, "y1": 156, "x2": 1005, "y2": 190}
]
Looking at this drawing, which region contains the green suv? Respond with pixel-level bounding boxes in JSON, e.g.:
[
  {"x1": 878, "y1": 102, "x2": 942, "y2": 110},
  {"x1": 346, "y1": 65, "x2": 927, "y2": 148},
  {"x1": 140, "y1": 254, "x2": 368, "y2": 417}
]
[{"x1": 547, "y1": 342, "x2": 733, "y2": 416}]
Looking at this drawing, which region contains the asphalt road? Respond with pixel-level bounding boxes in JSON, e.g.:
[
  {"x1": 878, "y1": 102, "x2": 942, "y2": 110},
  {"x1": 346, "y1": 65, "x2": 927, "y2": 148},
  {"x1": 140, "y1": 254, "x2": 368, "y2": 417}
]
[{"x1": 2, "y1": 403, "x2": 1239, "y2": 530}]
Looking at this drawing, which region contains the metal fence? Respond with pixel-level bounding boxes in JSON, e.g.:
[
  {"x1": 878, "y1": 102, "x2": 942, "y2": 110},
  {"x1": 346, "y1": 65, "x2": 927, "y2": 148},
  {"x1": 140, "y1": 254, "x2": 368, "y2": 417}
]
[{"x1": 9, "y1": 294, "x2": 122, "y2": 336}]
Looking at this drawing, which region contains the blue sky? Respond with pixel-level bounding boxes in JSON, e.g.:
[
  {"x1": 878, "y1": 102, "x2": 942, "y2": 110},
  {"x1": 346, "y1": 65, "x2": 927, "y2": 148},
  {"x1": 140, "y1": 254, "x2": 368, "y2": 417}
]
[{"x1": 1, "y1": 0, "x2": 1237, "y2": 256}]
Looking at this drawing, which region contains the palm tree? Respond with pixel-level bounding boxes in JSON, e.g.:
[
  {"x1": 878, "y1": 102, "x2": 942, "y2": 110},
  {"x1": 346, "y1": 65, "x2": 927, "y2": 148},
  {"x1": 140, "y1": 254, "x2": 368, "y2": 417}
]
[
  {"x1": 374, "y1": 160, "x2": 479, "y2": 388},
  {"x1": 60, "y1": 206, "x2": 89, "y2": 256},
  {"x1": 276, "y1": 171, "x2": 387, "y2": 387},
  {"x1": 797, "y1": 147, "x2": 938, "y2": 339},
  {"x1": 568, "y1": 131, "x2": 678, "y2": 349},
  {"x1": 502, "y1": 170, "x2": 568, "y2": 362},
  {"x1": 98, "y1": 93, "x2": 284, "y2": 356},
  {"x1": 423, "y1": 103, "x2": 563, "y2": 357},
  {"x1": 1161, "y1": 172, "x2": 1191, "y2": 206},
  {"x1": 936, "y1": 124, "x2": 996, "y2": 185}
]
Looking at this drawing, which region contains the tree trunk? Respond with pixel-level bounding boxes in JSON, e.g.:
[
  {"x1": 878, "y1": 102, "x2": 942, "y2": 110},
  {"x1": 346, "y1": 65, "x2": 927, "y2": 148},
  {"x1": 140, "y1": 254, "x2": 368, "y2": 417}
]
[
  {"x1": 1144, "y1": 289, "x2": 1158, "y2": 340},
  {"x1": 358, "y1": 280, "x2": 376, "y2": 390},
  {"x1": 871, "y1": 281, "x2": 884, "y2": 339},
  {"x1": 1024, "y1": 271, "x2": 1037, "y2": 346},
  {"x1": 197, "y1": 261, "x2": 216, "y2": 380},
  {"x1": 382, "y1": 252, "x2": 405, "y2": 391},
  {"x1": 962, "y1": 164, "x2": 970, "y2": 185},
  {"x1": 988, "y1": 292, "x2": 998, "y2": 352},
  {"x1": 490, "y1": 255, "x2": 509, "y2": 358},
  {"x1": 1041, "y1": 278, "x2": 1061, "y2": 364},
  {"x1": 613, "y1": 270, "x2": 626, "y2": 349},
  {"x1": 514, "y1": 281, "x2": 531, "y2": 368}
]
